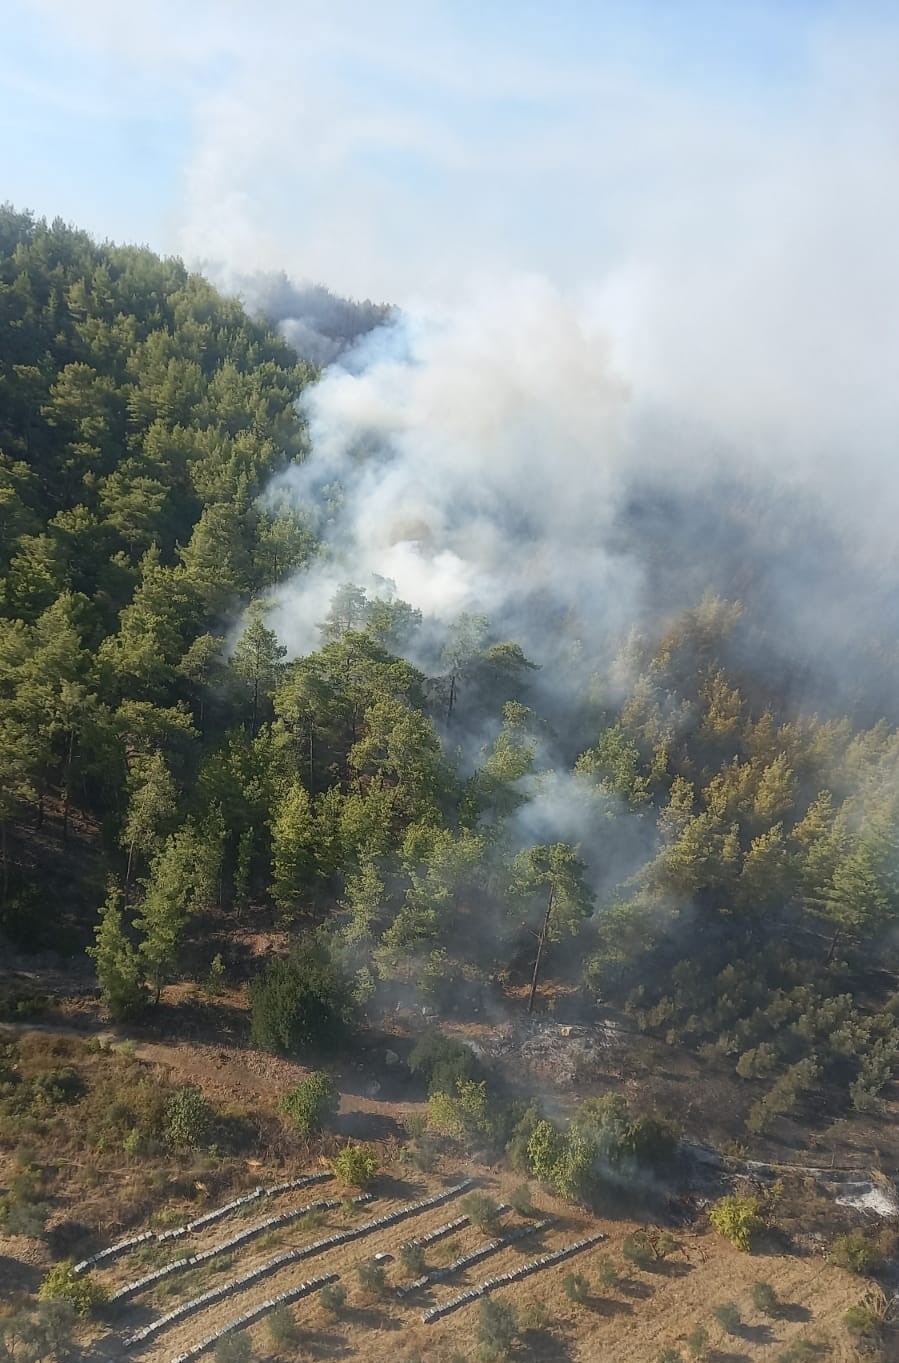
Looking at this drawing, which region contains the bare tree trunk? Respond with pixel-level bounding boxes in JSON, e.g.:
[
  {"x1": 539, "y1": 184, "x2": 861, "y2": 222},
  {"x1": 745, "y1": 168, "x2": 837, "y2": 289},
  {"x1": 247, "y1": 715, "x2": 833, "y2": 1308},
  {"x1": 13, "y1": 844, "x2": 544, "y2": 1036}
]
[
  {"x1": 446, "y1": 672, "x2": 456, "y2": 724},
  {"x1": 527, "y1": 883, "x2": 555, "y2": 1015}
]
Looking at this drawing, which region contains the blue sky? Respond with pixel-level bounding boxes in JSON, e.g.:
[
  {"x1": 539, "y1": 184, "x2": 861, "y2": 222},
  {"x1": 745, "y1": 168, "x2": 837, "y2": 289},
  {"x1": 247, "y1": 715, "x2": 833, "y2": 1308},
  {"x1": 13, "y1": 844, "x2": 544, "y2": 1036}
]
[{"x1": 3, "y1": 0, "x2": 888, "y2": 301}]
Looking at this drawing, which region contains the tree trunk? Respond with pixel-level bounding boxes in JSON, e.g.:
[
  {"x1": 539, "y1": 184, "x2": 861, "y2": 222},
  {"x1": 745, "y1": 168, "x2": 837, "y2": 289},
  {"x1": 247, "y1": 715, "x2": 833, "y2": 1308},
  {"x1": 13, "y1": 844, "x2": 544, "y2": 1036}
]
[
  {"x1": 527, "y1": 883, "x2": 555, "y2": 1015},
  {"x1": 446, "y1": 672, "x2": 456, "y2": 724},
  {"x1": 62, "y1": 729, "x2": 75, "y2": 843},
  {"x1": 824, "y1": 926, "x2": 841, "y2": 965},
  {"x1": 0, "y1": 819, "x2": 7, "y2": 904}
]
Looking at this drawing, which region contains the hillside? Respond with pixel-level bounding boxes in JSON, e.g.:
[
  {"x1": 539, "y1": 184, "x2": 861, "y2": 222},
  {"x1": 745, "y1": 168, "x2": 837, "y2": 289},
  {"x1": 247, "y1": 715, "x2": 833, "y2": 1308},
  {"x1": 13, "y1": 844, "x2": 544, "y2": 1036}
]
[{"x1": 1, "y1": 210, "x2": 899, "y2": 1361}]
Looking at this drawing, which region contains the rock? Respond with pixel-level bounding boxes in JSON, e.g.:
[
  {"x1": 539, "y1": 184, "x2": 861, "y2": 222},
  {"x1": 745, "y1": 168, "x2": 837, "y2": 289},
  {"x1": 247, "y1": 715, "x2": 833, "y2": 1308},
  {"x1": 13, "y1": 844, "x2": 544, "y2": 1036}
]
[{"x1": 384, "y1": 1049, "x2": 400, "y2": 1066}]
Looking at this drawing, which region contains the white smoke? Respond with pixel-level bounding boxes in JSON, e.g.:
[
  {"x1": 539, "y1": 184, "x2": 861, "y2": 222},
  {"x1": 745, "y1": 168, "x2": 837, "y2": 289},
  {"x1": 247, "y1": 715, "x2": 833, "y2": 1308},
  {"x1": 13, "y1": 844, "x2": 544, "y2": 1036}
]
[{"x1": 267, "y1": 276, "x2": 646, "y2": 659}]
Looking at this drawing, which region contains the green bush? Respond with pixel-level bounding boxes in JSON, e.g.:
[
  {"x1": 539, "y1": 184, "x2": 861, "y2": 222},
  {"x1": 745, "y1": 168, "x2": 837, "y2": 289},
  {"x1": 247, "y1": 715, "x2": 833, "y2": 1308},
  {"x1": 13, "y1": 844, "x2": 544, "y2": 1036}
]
[
  {"x1": 509, "y1": 1183, "x2": 536, "y2": 1217},
  {"x1": 477, "y1": 1296, "x2": 518, "y2": 1362},
  {"x1": 355, "y1": 1256, "x2": 387, "y2": 1297},
  {"x1": 519, "y1": 1300, "x2": 549, "y2": 1330},
  {"x1": 165, "y1": 1085, "x2": 212, "y2": 1148},
  {"x1": 214, "y1": 1333, "x2": 251, "y2": 1363},
  {"x1": 39, "y1": 1263, "x2": 107, "y2": 1319},
  {"x1": 658, "y1": 1351, "x2": 684, "y2": 1363},
  {"x1": 686, "y1": 1325, "x2": 709, "y2": 1359},
  {"x1": 409, "y1": 1031, "x2": 481, "y2": 1095},
  {"x1": 828, "y1": 1230, "x2": 882, "y2": 1273},
  {"x1": 563, "y1": 1271, "x2": 590, "y2": 1304},
  {"x1": 249, "y1": 945, "x2": 354, "y2": 1056},
  {"x1": 597, "y1": 1257, "x2": 619, "y2": 1289},
  {"x1": 279, "y1": 1071, "x2": 338, "y2": 1136},
  {"x1": 713, "y1": 1302, "x2": 742, "y2": 1336},
  {"x1": 319, "y1": 1282, "x2": 346, "y2": 1317},
  {"x1": 622, "y1": 1231, "x2": 655, "y2": 1269},
  {"x1": 843, "y1": 1301, "x2": 882, "y2": 1338},
  {"x1": 709, "y1": 1194, "x2": 762, "y2": 1251},
  {"x1": 332, "y1": 1143, "x2": 378, "y2": 1187},
  {"x1": 267, "y1": 1303, "x2": 298, "y2": 1350},
  {"x1": 776, "y1": 1342, "x2": 829, "y2": 1363},
  {"x1": 461, "y1": 1191, "x2": 503, "y2": 1233},
  {"x1": 204, "y1": 953, "x2": 228, "y2": 997},
  {"x1": 399, "y1": 1240, "x2": 426, "y2": 1275},
  {"x1": 751, "y1": 1280, "x2": 780, "y2": 1316}
]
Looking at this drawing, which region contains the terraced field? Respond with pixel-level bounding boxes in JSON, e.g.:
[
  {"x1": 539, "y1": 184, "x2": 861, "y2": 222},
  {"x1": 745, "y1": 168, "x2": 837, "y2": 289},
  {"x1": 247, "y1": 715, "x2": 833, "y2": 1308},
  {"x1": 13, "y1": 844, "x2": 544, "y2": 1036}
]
[{"x1": 85, "y1": 1167, "x2": 867, "y2": 1363}]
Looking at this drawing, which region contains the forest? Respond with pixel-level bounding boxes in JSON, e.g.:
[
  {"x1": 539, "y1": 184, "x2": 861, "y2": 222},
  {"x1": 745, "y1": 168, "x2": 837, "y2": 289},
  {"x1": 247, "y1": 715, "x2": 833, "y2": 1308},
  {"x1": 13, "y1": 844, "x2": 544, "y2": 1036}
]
[{"x1": 1, "y1": 203, "x2": 899, "y2": 1156}]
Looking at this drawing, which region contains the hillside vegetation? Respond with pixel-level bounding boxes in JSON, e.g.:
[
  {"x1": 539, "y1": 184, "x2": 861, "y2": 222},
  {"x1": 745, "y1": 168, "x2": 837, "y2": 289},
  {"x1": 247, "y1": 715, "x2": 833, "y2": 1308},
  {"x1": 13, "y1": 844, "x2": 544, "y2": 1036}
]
[{"x1": 1, "y1": 207, "x2": 899, "y2": 1159}]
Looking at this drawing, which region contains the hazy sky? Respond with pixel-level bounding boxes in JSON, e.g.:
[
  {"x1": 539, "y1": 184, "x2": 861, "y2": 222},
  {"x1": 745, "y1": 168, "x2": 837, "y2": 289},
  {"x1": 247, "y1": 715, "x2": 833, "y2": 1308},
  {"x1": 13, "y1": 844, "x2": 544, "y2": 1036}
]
[
  {"x1": 3, "y1": 1, "x2": 894, "y2": 301},
  {"x1": 5, "y1": 0, "x2": 899, "y2": 500}
]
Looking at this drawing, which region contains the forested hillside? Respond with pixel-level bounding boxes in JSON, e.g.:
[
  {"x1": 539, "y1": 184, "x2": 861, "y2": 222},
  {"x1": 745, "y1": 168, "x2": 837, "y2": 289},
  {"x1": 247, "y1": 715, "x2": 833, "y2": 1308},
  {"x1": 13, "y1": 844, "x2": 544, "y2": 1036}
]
[{"x1": 2, "y1": 207, "x2": 899, "y2": 1151}]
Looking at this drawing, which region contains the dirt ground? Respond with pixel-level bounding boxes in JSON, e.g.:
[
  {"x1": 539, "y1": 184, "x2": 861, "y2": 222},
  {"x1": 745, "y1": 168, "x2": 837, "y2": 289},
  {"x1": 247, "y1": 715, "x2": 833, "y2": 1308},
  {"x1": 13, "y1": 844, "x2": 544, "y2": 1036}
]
[
  {"x1": 1, "y1": 994, "x2": 897, "y2": 1361},
  {"x1": 83, "y1": 1164, "x2": 873, "y2": 1363}
]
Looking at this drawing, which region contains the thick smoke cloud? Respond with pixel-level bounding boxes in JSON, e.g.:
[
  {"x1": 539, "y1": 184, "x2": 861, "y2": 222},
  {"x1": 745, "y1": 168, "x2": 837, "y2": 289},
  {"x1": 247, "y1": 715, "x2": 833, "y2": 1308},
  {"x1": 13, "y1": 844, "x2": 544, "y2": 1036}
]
[
  {"x1": 264, "y1": 257, "x2": 899, "y2": 730},
  {"x1": 234, "y1": 272, "x2": 391, "y2": 366},
  {"x1": 267, "y1": 278, "x2": 643, "y2": 663}
]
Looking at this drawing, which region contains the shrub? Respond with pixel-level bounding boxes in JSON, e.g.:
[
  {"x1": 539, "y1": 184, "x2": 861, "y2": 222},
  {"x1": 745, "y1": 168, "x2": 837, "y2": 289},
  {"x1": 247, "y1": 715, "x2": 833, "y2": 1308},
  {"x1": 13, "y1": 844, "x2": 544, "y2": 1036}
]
[
  {"x1": 622, "y1": 1231, "x2": 655, "y2": 1269},
  {"x1": 332, "y1": 1143, "x2": 378, "y2": 1187},
  {"x1": 0, "y1": 1197, "x2": 49, "y2": 1238},
  {"x1": 658, "y1": 1351, "x2": 684, "y2": 1363},
  {"x1": 653, "y1": 1230, "x2": 681, "y2": 1260},
  {"x1": 399, "y1": 1240, "x2": 426, "y2": 1275},
  {"x1": 736, "y1": 1043, "x2": 778, "y2": 1079},
  {"x1": 776, "y1": 1342, "x2": 829, "y2": 1362},
  {"x1": 505, "y1": 1102, "x2": 542, "y2": 1172},
  {"x1": 620, "y1": 1114, "x2": 680, "y2": 1165},
  {"x1": 526, "y1": 1119, "x2": 563, "y2": 1181},
  {"x1": 713, "y1": 1302, "x2": 742, "y2": 1336},
  {"x1": 409, "y1": 1031, "x2": 481, "y2": 1095},
  {"x1": 461, "y1": 1191, "x2": 503, "y2": 1234},
  {"x1": 477, "y1": 1296, "x2": 518, "y2": 1362},
  {"x1": 751, "y1": 1280, "x2": 780, "y2": 1316},
  {"x1": 709, "y1": 1194, "x2": 762, "y2": 1251},
  {"x1": 428, "y1": 1078, "x2": 495, "y2": 1147},
  {"x1": 249, "y1": 945, "x2": 354, "y2": 1055},
  {"x1": 267, "y1": 1303, "x2": 298, "y2": 1350},
  {"x1": 551, "y1": 1129, "x2": 598, "y2": 1203},
  {"x1": 409, "y1": 1135, "x2": 439, "y2": 1172},
  {"x1": 319, "y1": 1282, "x2": 346, "y2": 1317},
  {"x1": 39, "y1": 1263, "x2": 108, "y2": 1319},
  {"x1": 563, "y1": 1271, "x2": 590, "y2": 1304},
  {"x1": 686, "y1": 1325, "x2": 709, "y2": 1359},
  {"x1": 509, "y1": 1183, "x2": 536, "y2": 1217},
  {"x1": 204, "y1": 953, "x2": 227, "y2": 997},
  {"x1": 165, "y1": 1085, "x2": 212, "y2": 1148},
  {"x1": 519, "y1": 1300, "x2": 548, "y2": 1330},
  {"x1": 843, "y1": 1301, "x2": 882, "y2": 1339},
  {"x1": 403, "y1": 1111, "x2": 428, "y2": 1139},
  {"x1": 597, "y1": 1257, "x2": 619, "y2": 1289},
  {"x1": 356, "y1": 1256, "x2": 387, "y2": 1297},
  {"x1": 214, "y1": 1334, "x2": 251, "y2": 1363},
  {"x1": 828, "y1": 1230, "x2": 882, "y2": 1273},
  {"x1": 279, "y1": 1071, "x2": 339, "y2": 1136}
]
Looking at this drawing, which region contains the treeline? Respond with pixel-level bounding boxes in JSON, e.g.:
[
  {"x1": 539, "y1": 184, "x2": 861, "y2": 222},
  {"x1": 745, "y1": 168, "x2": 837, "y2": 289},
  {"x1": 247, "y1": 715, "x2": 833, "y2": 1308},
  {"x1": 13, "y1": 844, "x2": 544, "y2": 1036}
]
[{"x1": 2, "y1": 209, "x2": 899, "y2": 1141}]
